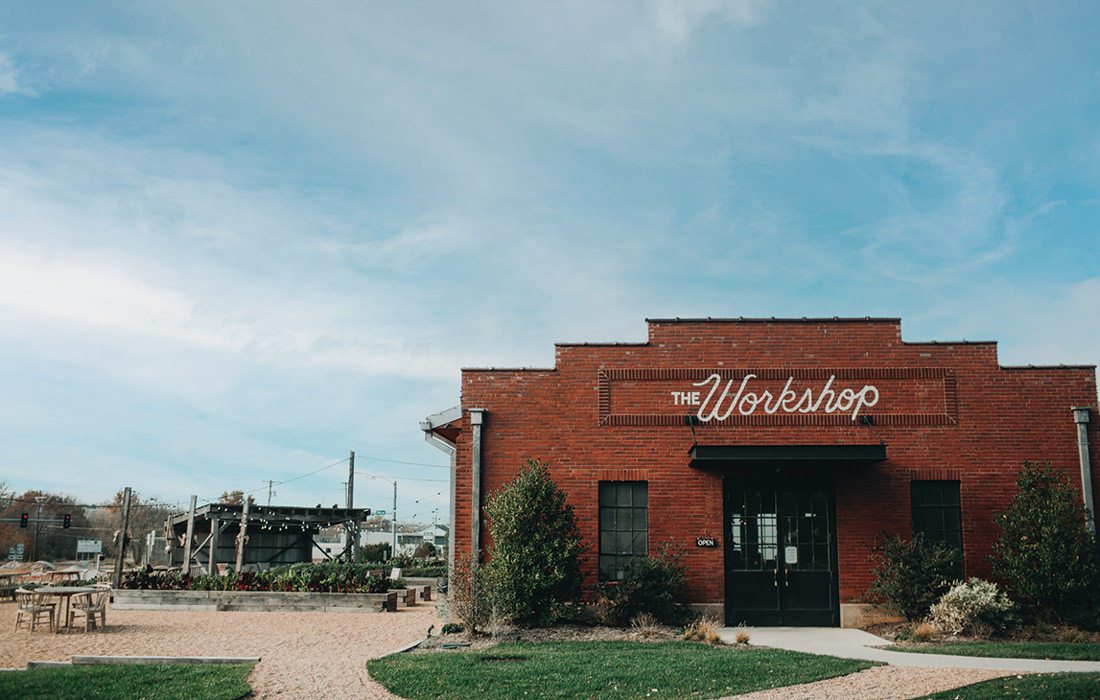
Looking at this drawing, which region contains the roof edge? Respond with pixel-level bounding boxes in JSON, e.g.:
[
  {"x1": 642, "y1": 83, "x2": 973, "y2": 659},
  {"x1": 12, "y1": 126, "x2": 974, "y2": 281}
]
[
  {"x1": 462, "y1": 367, "x2": 557, "y2": 373},
  {"x1": 555, "y1": 342, "x2": 649, "y2": 347},
  {"x1": 1001, "y1": 364, "x2": 1097, "y2": 370},
  {"x1": 645, "y1": 316, "x2": 901, "y2": 324},
  {"x1": 903, "y1": 340, "x2": 998, "y2": 346}
]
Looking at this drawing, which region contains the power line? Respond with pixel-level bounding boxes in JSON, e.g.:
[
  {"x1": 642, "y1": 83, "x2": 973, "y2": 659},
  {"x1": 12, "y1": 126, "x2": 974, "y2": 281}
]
[
  {"x1": 244, "y1": 456, "x2": 351, "y2": 495},
  {"x1": 357, "y1": 473, "x2": 448, "y2": 483},
  {"x1": 356, "y1": 455, "x2": 450, "y2": 469}
]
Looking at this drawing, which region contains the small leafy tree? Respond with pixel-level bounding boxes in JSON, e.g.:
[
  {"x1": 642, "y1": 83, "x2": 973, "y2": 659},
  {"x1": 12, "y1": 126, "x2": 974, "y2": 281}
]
[
  {"x1": 484, "y1": 459, "x2": 583, "y2": 626},
  {"x1": 991, "y1": 461, "x2": 1099, "y2": 621},
  {"x1": 868, "y1": 534, "x2": 961, "y2": 620}
]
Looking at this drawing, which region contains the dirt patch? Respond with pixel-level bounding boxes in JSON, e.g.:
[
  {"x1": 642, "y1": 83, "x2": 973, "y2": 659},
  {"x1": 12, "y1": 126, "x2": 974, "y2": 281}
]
[{"x1": 413, "y1": 622, "x2": 681, "y2": 652}]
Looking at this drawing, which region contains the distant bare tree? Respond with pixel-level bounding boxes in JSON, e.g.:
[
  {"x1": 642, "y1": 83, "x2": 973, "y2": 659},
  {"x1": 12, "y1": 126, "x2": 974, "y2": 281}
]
[{"x1": 219, "y1": 490, "x2": 247, "y2": 505}]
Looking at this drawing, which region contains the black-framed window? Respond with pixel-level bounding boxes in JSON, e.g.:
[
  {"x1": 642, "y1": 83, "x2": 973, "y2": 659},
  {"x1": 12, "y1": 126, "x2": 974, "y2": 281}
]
[
  {"x1": 911, "y1": 480, "x2": 963, "y2": 551},
  {"x1": 599, "y1": 481, "x2": 648, "y2": 581}
]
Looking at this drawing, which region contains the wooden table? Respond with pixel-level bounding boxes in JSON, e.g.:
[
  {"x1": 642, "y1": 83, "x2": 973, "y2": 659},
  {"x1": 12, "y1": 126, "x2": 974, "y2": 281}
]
[{"x1": 28, "y1": 586, "x2": 98, "y2": 633}]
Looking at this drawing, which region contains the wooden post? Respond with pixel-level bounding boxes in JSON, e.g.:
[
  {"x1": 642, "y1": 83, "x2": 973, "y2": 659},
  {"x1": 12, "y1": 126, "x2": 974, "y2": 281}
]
[
  {"x1": 112, "y1": 487, "x2": 132, "y2": 589},
  {"x1": 347, "y1": 450, "x2": 357, "y2": 562},
  {"x1": 181, "y1": 495, "x2": 197, "y2": 575},
  {"x1": 209, "y1": 514, "x2": 220, "y2": 574},
  {"x1": 234, "y1": 498, "x2": 250, "y2": 572},
  {"x1": 165, "y1": 517, "x2": 175, "y2": 569}
]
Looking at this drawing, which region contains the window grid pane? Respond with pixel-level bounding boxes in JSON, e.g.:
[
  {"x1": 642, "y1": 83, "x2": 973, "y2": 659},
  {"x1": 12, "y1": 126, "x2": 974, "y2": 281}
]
[
  {"x1": 599, "y1": 481, "x2": 648, "y2": 581},
  {"x1": 911, "y1": 481, "x2": 963, "y2": 572}
]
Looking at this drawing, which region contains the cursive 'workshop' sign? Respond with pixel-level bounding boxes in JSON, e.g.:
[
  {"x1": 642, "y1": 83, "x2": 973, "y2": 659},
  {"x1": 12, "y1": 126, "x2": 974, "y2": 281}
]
[
  {"x1": 598, "y1": 367, "x2": 958, "y2": 428},
  {"x1": 681, "y1": 373, "x2": 879, "y2": 422}
]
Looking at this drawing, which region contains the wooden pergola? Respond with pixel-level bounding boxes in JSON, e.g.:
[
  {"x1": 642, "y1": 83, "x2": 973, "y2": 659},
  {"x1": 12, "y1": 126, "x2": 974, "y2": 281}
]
[{"x1": 166, "y1": 502, "x2": 372, "y2": 574}]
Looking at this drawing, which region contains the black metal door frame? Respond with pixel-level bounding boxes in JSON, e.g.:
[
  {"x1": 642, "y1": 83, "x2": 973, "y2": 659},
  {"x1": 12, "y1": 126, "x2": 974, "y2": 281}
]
[{"x1": 723, "y1": 477, "x2": 839, "y2": 626}]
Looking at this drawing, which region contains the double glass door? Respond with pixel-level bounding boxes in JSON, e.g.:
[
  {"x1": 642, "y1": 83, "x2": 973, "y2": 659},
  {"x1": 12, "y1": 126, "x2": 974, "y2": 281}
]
[{"x1": 724, "y1": 481, "x2": 838, "y2": 626}]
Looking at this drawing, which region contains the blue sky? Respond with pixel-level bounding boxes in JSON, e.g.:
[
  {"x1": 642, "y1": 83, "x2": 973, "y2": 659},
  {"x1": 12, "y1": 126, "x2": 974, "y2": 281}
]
[{"x1": 1, "y1": 2, "x2": 1098, "y2": 519}]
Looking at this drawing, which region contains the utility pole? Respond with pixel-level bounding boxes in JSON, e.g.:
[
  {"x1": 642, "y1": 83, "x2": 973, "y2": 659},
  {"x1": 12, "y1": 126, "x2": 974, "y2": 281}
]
[
  {"x1": 112, "y1": 487, "x2": 133, "y2": 589},
  {"x1": 266, "y1": 480, "x2": 276, "y2": 507},
  {"x1": 391, "y1": 481, "x2": 397, "y2": 557},
  {"x1": 31, "y1": 495, "x2": 47, "y2": 561},
  {"x1": 347, "y1": 450, "x2": 358, "y2": 562}
]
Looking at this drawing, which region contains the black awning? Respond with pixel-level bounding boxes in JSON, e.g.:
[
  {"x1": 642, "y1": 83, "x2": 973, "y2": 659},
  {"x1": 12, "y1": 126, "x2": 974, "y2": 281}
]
[{"x1": 689, "y1": 444, "x2": 887, "y2": 468}]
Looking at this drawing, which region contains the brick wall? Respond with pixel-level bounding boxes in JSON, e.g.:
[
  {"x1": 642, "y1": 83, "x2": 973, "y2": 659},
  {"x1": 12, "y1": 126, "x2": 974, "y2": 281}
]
[{"x1": 446, "y1": 318, "x2": 1099, "y2": 607}]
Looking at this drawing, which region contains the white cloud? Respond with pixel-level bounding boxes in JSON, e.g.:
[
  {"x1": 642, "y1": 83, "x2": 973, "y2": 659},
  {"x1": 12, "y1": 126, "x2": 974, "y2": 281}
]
[
  {"x1": 649, "y1": 0, "x2": 766, "y2": 45},
  {"x1": 0, "y1": 50, "x2": 23, "y2": 94}
]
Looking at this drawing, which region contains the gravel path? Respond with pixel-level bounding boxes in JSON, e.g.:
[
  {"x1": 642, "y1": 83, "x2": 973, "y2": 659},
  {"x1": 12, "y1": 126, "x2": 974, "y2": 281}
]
[
  {"x1": 0, "y1": 602, "x2": 438, "y2": 699},
  {"x1": 726, "y1": 665, "x2": 1015, "y2": 699}
]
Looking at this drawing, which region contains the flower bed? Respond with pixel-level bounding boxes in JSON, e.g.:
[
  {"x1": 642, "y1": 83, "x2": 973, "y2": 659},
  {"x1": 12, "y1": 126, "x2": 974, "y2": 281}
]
[{"x1": 120, "y1": 562, "x2": 389, "y2": 594}]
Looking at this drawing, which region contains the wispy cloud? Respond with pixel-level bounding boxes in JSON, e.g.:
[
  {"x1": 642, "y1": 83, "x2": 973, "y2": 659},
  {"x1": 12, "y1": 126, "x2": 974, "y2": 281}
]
[
  {"x1": 648, "y1": 0, "x2": 767, "y2": 45},
  {"x1": 0, "y1": 49, "x2": 26, "y2": 95}
]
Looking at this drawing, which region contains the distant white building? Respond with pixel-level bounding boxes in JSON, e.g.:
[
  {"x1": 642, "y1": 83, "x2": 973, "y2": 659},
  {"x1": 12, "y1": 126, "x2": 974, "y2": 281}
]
[
  {"x1": 396, "y1": 525, "x2": 448, "y2": 555},
  {"x1": 311, "y1": 525, "x2": 448, "y2": 562}
]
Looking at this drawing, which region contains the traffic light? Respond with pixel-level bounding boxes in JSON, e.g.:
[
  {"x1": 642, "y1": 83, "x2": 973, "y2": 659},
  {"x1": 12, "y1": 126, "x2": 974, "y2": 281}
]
[
  {"x1": 63, "y1": 513, "x2": 71, "y2": 529},
  {"x1": 19, "y1": 513, "x2": 28, "y2": 528}
]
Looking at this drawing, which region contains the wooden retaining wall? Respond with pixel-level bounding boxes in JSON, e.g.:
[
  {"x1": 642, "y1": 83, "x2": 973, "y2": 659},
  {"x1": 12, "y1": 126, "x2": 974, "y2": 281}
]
[{"x1": 112, "y1": 589, "x2": 399, "y2": 613}]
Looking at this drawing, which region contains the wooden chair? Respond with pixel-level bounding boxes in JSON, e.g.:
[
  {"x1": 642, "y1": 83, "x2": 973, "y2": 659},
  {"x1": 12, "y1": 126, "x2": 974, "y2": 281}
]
[
  {"x1": 15, "y1": 590, "x2": 55, "y2": 632},
  {"x1": 69, "y1": 590, "x2": 109, "y2": 632}
]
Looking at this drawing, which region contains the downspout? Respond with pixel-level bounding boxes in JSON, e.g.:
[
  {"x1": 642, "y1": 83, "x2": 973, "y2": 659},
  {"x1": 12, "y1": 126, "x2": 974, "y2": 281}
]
[
  {"x1": 1072, "y1": 407, "x2": 1096, "y2": 534},
  {"x1": 469, "y1": 409, "x2": 485, "y2": 560}
]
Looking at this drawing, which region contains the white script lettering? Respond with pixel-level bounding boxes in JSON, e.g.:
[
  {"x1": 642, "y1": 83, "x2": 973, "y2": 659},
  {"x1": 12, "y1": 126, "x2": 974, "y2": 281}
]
[{"x1": 689, "y1": 373, "x2": 879, "y2": 422}]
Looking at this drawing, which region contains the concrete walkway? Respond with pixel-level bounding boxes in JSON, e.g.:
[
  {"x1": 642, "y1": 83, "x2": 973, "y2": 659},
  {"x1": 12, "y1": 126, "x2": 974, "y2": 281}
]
[{"x1": 719, "y1": 627, "x2": 1100, "y2": 673}]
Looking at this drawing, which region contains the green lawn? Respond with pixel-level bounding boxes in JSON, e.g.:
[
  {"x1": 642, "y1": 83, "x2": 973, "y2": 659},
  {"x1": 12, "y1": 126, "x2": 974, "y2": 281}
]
[
  {"x1": 367, "y1": 640, "x2": 877, "y2": 700},
  {"x1": 888, "y1": 641, "x2": 1100, "y2": 661},
  {"x1": 0, "y1": 663, "x2": 254, "y2": 700},
  {"x1": 924, "y1": 673, "x2": 1100, "y2": 699}
]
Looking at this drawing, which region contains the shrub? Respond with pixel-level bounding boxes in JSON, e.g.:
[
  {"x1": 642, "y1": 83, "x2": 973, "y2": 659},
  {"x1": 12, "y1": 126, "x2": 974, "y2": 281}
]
[
  {"x1": 401, "y1": 557, "x2": 448, "y2": 578},
  {"x1": 629, "y1": 612, "x2": 662, "y2": 638},
  {"x1": 733, "y1": 624, "x2": 751, "y2": 645},
  {"x1": 594, "y1": 544, "x2": 688, "y2": 626},
  {"x1": 359, "y1": 543, "x2": 391, "y2": 563},
  {"x1": 991, "y1": 461, "x2": 1099, "y2": 621},
  {"x1": 450, "y1": 554, "x2": 493, "y2": 636},
  {"x1": 929, "y1": 578, "x2": 1014, "y2": 636},
  {"x1": 682, "y1": 616, "x2": 722, "y2": 644},
  {"x1": 484, "y1": 459, "x2": 584, "y2": 627},
  {"x1": 867, "y1": 534, "x2": 961, "y2": 620},
  {"x1": 912, "y1": 621, "x2": 940, "y2": 642},
  {"x1": 414, "y1": 542, "x2": 437, "y2": 558}
]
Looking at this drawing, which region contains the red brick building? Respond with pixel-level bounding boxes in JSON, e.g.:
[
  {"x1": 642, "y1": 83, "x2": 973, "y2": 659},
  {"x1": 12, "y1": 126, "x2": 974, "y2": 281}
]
[{"x1": 421, "y1": 317, "x2": 1099, "y2": 626}]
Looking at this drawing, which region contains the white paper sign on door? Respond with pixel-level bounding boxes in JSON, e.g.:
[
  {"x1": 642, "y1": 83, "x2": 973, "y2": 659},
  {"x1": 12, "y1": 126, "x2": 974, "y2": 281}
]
[{"x1": 784, "y1": 546, "x2": 798, "y2": 564}]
